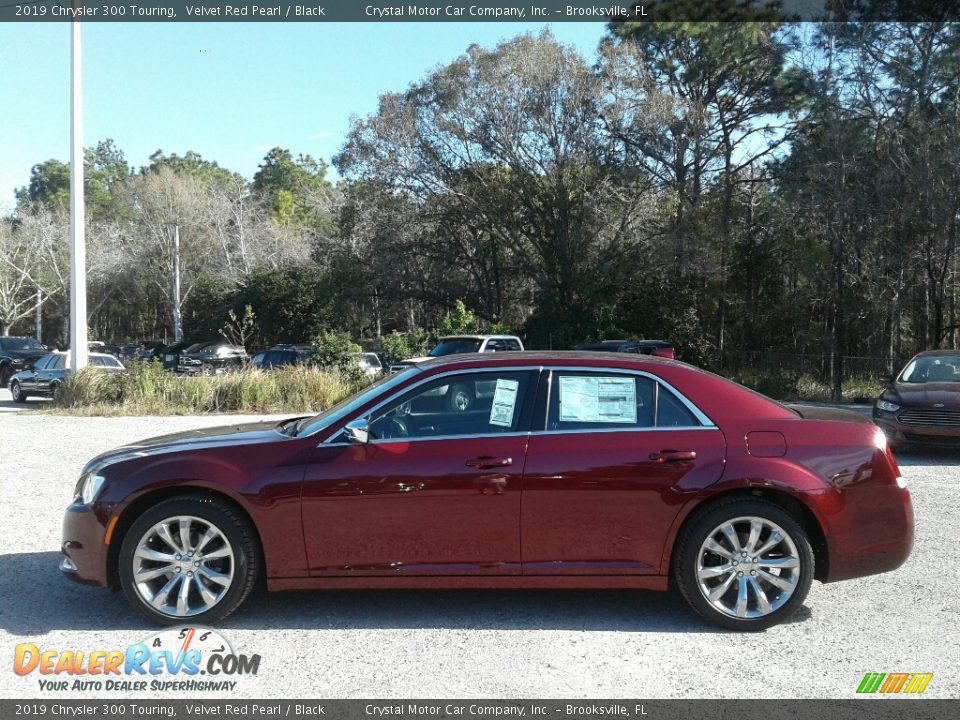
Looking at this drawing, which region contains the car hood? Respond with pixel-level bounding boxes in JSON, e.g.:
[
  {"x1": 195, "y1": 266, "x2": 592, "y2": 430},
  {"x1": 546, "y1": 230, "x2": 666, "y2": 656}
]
[
  {"x1": 81, "y1": 420, "x2": 289, "y2": 475},
  {"x1": 892, "y1": 382, "x2": 960, "y2": 408},
  {"x1": 3, "y1": 349, "x2": 47, "y2": 361}
]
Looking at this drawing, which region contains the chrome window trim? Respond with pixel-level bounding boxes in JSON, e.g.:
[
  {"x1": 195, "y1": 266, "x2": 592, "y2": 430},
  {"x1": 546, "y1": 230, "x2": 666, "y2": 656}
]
[
  {"x1": 320, "y1": 363, "x2": 715, "y2": 445},
  {"x1": 321, "y1": 365, "x2": 543, "y2": 444},
  {"x1": 543, "y1": 365, "x2": 716, "y2": 431}
]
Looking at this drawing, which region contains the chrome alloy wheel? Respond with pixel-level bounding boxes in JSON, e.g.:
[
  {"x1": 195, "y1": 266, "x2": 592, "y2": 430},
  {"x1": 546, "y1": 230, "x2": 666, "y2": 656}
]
[
  {"x1": 695, "y1": 515, "x2": 801, "y2": 619},
  {"x1": 132, "y1": 515, "x2": 235, "y2": 617}
]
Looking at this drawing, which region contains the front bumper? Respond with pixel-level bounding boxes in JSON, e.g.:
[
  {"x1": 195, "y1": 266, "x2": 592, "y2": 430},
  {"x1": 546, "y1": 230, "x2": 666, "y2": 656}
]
[
  {"x1": 874, "y1": 410, "x2": 960, "y2": 448},
  {"x1": 60, "y1": 500, "x2": 111, "y2": 588}
]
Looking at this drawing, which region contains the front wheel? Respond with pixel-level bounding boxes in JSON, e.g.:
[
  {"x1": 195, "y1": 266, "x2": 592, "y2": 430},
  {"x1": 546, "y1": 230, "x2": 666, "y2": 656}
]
[
  {"x1": 10, "y1": 380, "x2": 27, "y2": 403},
  {"x1": 673, "y1": 499, "x2": 814, "y2": 631},
  {"x1": 118, "y1": 495, "x2": 261, "y2": 626},
  {"x1": 0, "y1": 365, "x2": 11, "y2": 387}
]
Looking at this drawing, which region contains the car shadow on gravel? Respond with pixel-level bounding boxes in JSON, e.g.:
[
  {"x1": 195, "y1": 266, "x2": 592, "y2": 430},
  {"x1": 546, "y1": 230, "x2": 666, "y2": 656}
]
[
  {"x1": 895, "y1": 448, "x2": 960, "y2": 466},
  {"x1": 1, "y1": 551, "x2": 812, "y2": 635}
]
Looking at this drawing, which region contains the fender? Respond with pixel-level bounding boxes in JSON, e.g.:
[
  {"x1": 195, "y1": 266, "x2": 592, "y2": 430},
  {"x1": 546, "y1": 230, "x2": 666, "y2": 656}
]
[
  {"x1": 656, "y1": 455, "x2": 836, "y2": 576},
  {"x1": 107, "y1": 453, "x2": 309, "y2": 578}
]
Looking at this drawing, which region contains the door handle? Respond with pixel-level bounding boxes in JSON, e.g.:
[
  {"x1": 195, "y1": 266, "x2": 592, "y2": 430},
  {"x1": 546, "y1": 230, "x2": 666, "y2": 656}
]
[
  {"x1": 466, "y1": 456, "x2": 513, "y2": 469},
  {"x1": 649, "y1": 450, "x2": 697, "y2": 464}
]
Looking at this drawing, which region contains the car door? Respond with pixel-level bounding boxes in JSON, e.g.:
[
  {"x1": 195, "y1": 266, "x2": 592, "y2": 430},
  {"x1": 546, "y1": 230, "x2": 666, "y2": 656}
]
[
  {"x1": 18, "y1": 355, "x2": 48, "y2": 392},
  {"x1": 301, "y1": 367, "x2": 540, "y2": 576},
  {"x1": 36, "y1": 354, "x2": 66, "y2": 395},
  {"x1": 521, "y1": 368, "x2": 726, "y2": 575}
]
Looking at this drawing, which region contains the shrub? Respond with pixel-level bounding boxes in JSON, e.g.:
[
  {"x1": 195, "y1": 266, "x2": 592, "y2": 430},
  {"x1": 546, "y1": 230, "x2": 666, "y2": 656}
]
[
  {"x1": 378, "y1": 328, "x2": 432, "y2": 366},
  {"x1": 50, "y1": 361, "x2": 359, "y2": 415},
  {"x1": 310, "y1": 329, "x2": 363, "y2": 382}
]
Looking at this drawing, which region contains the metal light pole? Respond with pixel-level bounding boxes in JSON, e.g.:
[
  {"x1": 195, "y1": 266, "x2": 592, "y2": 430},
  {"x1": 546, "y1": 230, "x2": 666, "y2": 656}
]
[{"x1": 69, "y1": 19, "x2": 88, "y2": 371}]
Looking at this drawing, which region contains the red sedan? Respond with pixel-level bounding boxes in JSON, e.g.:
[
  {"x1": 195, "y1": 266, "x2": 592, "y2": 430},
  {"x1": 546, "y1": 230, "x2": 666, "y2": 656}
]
[{"x1": 61, "y1": 352, "x2": 913, "y2": 630}]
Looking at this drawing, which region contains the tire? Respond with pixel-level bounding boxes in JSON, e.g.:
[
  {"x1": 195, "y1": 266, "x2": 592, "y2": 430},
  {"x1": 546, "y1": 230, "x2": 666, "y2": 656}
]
[
  {"x1": 10, "y1": 380, "x2": 27, "y2": 403},
  {"x1": 672, "y1": 498, "x2": 814, "y2": 631},
  {"x1": 118, "y1": 495, "x2": 261, "y2": 626},
  {"x1": 446, "y1": 383, "x2": 474, "y2": 412},
  {"x1": 0, "y1": 365, "x2": 11, "y2": 388}
]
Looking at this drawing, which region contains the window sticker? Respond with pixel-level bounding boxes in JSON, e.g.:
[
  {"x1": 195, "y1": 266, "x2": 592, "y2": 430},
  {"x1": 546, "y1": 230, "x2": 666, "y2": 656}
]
[
  {"x1": 489, "y1": 378, "x2": 520, "y2": 427},
  {"x1": 559, "y1": 376, "x2": 637, "y2": 423}
]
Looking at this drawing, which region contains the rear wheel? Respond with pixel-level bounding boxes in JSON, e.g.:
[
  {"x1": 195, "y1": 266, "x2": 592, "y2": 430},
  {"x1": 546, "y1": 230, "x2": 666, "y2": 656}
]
[
  {"x1": 118, "y1": 495, "x2": 261, "y2": 626},
  {"x1": 10, "y1": 380, "x2": 27, "y2": 403},
  {"x1": 673, "y1": 499, "x2": 814, "y2": 631}
]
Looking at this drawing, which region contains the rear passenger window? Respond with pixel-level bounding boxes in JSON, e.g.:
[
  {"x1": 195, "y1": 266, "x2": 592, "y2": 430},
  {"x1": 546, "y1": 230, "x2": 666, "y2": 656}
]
[
  {"x1": 547, "y1": 372, "x2": 702, "y2": 431},
  {"x1": 656, "y1": 387, "x2": 698, "y2": 427}
]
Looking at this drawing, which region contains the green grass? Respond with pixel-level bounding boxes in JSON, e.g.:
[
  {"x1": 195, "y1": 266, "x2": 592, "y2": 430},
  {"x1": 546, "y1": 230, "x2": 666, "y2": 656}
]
[{"x1": 47, "y1": 362, "x2": 360, "y2": 416}]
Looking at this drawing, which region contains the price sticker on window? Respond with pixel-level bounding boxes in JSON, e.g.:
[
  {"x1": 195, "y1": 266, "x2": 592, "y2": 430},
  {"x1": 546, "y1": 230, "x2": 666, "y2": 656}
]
[{"x1": 489, "y1": 378, "x2": 520, "y2": 427}]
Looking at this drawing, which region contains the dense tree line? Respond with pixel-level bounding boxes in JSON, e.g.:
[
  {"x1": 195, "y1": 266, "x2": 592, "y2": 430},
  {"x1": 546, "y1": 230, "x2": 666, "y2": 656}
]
[{"x1": 1, "y1": 22, "x2": 958, "y2": 397}]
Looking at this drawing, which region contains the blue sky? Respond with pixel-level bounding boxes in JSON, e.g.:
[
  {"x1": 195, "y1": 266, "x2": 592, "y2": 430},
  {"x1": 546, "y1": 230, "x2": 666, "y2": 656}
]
[{"x1": 0, "y1": 22, "x2": 607, "y2": 211}]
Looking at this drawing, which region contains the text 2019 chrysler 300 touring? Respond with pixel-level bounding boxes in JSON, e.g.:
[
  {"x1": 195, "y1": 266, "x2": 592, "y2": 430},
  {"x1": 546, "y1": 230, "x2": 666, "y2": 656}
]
[{"x1": 61, "y1": 352, "x2": 913, "y2": 630}]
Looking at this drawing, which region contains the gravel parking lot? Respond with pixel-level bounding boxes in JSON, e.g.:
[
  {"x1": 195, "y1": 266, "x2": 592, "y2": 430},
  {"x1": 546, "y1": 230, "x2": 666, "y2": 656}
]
[{"x1": 1, "y1": 391, "x2": 958, "y2": 699}]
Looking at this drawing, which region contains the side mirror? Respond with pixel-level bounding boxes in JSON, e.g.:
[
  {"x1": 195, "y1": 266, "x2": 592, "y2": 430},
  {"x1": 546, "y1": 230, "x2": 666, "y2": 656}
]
[
  {"x1": 880, "y1": 373, "x2": 893, "y2": 384},
  {"x1": 344, "y1": 418, "x2": 370, "y2": 444}
]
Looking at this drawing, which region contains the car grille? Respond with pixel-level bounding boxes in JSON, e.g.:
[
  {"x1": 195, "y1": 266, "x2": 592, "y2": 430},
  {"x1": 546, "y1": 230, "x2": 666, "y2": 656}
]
[{"x1": 899, "y1": 408, "x2": 960, "y2": 427}]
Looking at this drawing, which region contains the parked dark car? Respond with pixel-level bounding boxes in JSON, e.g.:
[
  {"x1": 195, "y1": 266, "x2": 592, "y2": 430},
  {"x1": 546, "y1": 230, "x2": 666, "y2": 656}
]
[
  {"x1": 9, "y1": 351, "x2": 125, "y2": 402},
  {"x1": 0, "y1": 336, "x2": 49, "y2": 386},
  {"x1": 249, "y1": 348, "x2": 304, "y2": 370},
  {"x1": 575, "y1": 339, "x2": 675, "y2": 359},
  {"x1": 874, "y1": 350, "x2": 960, "y2": 450},
  {"x1": 61, "y1": 352, "x2": 912, "y2": 630},
  {"x1": 177, "y1": 342, "x2": 247, "y2": 375},
  {"x1": 88, "y1": 341, "x2": 122, "y2": 357},
  {"x1": 135, "y1": 340, "x2": 167, "y2": 361},
  {"x1": 271, "y1": 343, "x2": 314, "y2": 357},
  {"x1": 159, "y1": 341, "x2": 205, "y2": 371}
]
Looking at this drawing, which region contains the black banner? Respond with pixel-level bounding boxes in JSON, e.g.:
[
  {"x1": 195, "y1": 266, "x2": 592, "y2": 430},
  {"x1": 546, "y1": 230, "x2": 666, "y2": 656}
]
[
  {"x1": 2, "y1": 700, "x2": 959, "y2": 720},
  {"x1": 2, "y1": 0, "x2": 960, "y2": 23}
]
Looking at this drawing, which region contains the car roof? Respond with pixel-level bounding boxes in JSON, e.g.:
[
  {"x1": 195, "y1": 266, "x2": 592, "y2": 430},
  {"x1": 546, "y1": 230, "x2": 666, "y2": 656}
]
[
  {"x1": 438, "y1": 334, "x2": 520, "y2": 341},
  {"x1": 414, "y1": 350, "x2": 681, "y2": 371}
]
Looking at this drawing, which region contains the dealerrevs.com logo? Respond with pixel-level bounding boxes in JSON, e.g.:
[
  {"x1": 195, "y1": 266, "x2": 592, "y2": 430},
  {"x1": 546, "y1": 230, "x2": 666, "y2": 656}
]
[
  {"x1": 13, "y1": 627, "x2": 260, "y2": 693},
  {"x1": 857, "y1": 672, "x2": 934, "y2": 695}
]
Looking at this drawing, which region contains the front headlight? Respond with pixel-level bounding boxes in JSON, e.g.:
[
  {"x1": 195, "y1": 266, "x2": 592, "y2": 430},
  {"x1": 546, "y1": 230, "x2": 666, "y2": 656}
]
[
  {"x1": 876, "y1": 399, "x2": 901, "y2": 412},
  {"x1": 79, "y1": 473, "x2": 106, "y2": 505},
  {"x1": 11, "y1": 358, "x2": 24, "y2": 366}
]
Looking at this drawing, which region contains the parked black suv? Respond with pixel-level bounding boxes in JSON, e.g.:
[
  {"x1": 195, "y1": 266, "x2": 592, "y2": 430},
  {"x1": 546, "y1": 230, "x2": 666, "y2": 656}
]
[
  {"x1": 249, "y1": 347, "x2": 305, "y2": 370},
  {"x1": 0, "y1": 336, "x2": 49, "y2": 386}
]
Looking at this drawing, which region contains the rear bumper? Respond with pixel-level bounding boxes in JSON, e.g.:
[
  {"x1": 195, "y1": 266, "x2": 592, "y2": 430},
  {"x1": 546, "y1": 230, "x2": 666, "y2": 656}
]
[
  {"x1": 820, "y1": 483, "x2": 914, "y2": 583},
  {"x1": 60, "y1": 501, "x2": 111, "y2": 588}
]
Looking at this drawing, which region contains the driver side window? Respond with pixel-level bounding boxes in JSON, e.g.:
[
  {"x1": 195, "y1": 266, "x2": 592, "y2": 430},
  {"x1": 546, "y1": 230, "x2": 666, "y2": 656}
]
[{"x1": 368, "y1": 370, "x2": 534, "y2": 441}]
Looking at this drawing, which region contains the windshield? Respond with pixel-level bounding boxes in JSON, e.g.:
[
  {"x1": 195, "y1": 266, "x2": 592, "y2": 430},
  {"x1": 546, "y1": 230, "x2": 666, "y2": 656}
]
[
  {"x1": 428, "y1": 339, "x2": 482, "y2": 357},
  {"x1": 293, "y1": 367, "x2": 421, "y2": 437},
  {"x1": 1, "y1": 337, "x2": 43, "y2": 351},
  {"x1": 900, "y1": 356, "x2": 960, "y2": 383}
]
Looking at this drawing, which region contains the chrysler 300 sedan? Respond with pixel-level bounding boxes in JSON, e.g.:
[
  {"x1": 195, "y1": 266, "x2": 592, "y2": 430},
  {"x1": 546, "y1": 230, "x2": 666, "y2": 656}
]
[{"x1": 61, "y1": 353, "x2": 913, "y2": 630}]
